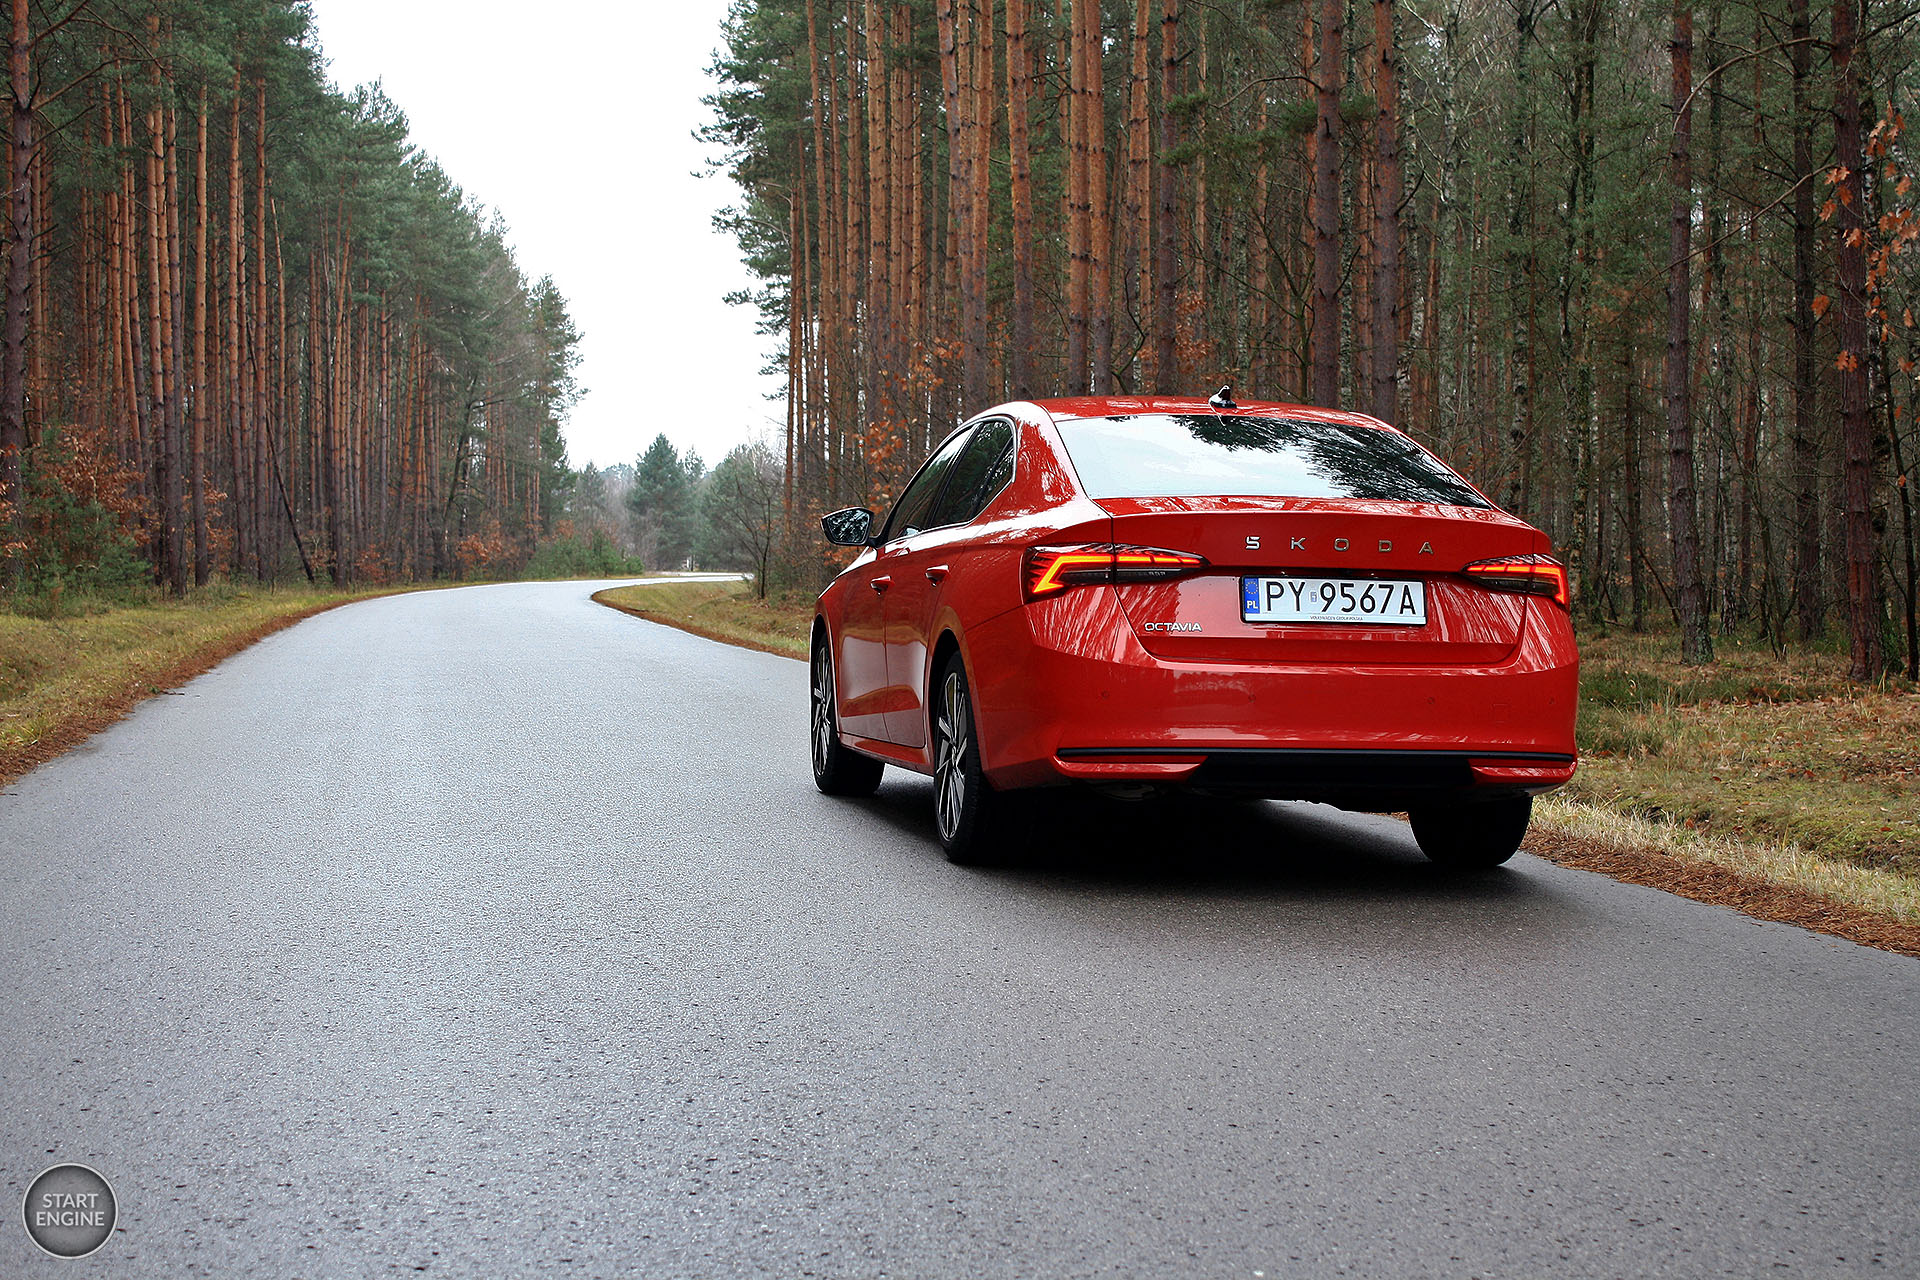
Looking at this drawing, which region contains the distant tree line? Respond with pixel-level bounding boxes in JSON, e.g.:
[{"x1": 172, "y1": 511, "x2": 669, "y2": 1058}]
[
  {"x1": 1, "y1": 0, "x2": 581, "y2": 596},
  {"x1": 555, "y1": 434, "x2": 786, "y2": 595},
  {"x1": 706, "y1": 0, "x2": 1920, "y2": 680}
]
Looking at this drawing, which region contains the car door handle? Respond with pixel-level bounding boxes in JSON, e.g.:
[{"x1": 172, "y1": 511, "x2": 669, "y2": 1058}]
[
  {"x1": 870, "y1": 576, "x2": 891, "y2": 594},
  {"x1": 924, "y1": 565, "x2": 949, "y2": 583}
]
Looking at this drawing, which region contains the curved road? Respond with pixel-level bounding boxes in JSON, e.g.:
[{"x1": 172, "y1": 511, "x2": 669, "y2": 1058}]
[{"x1": 2, "y1": 581, "x2": 1914, "y2": 1277}]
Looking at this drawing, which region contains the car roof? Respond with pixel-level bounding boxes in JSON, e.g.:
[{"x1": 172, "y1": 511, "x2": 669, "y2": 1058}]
[{"x1": 1029, "y1": 396, "x2": 1400, "y2": 434}]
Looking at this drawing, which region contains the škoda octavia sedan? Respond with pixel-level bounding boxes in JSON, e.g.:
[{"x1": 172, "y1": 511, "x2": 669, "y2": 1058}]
[{"x1": 809, "y1": 392, "x2": 1578, "y2": 867}]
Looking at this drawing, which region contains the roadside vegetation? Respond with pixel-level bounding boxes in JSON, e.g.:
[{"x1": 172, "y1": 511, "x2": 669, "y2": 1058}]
[
  {"x1": 1533, "y1": 627, "x2": 1919, "y2": 942},
  {"x1": 1568, "y1": 629, "x2": 1918, "y2": 877},
  {"x1": 594, "y1": 580, "x2": 810, "y2": 659}
]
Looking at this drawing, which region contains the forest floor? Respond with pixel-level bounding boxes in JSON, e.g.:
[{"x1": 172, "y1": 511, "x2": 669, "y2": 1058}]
[
  {"x1": 1555, "y1": 629, "x2": 1919, "y2": 928},
  {"x1": 0, "y1": 581, "x2": 439, "y2": 789},
  {"x1": 595, "y1": 578, "x2": 1920, "y2": 954}
]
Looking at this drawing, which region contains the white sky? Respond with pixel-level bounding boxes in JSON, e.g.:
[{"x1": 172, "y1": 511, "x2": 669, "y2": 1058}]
[{"x1": 307, "y1": 0, "x2": 785, "y2": 472}]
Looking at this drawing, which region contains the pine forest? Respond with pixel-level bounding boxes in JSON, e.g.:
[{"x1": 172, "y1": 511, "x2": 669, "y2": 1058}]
[
  {"x1": 1, "y1": 0, "x2": 581, "y2": 594},
  {"x1": 704, "y1": 0, "x2": 1920, "y2": 680}
]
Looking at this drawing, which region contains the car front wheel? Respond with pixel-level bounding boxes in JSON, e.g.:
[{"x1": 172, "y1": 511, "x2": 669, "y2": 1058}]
[
  {"x1": 811, "y1": 640, "x2": 884, "y2": 796},
  {"x1": 1408, "y1": 794, "x2": 1532, "y2": 869}
]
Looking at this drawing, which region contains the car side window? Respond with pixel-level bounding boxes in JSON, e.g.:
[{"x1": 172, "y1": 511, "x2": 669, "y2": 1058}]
[
  {"x1": 924, "y1": 419, "x2": 1016, "y2": 530},
  {"x1": 880, "y1": 428, "x2": 973, "y2": 543}
]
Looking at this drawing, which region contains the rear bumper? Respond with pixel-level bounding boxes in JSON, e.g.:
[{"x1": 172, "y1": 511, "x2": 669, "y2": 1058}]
[{"x1": 964, "y1": 585, "x2": 1578, "y2": 802}]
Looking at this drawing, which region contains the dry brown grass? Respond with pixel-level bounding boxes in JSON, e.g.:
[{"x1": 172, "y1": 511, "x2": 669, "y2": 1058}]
[
  {"x1": 1527, "y1": 804, "x2": 1920, "y2": 958},
  {"x1": 593, "y1": 579, "x2": 810, "y2": 659},
  {"x1": 1573, "y1": 628, "x2": 1919, "y2": 876}
]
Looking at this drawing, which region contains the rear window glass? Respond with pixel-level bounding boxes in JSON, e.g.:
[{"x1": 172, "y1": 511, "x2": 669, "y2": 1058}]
[{"x1": 1054, "y1": 413, "x2": 1491, "y2": 507}]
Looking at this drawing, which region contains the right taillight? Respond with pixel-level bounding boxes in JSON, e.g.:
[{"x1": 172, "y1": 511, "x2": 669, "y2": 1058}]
[
  {"x1": 1463, "y1": 554, "x2": 1570, "y2": 608},
  {"x1": 1024, "y1": 544, "x2": 1208, "y2": 600}
]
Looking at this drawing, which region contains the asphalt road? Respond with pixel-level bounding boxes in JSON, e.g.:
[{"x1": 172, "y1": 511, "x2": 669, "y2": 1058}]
[{"x1": 2, "y1": 580, "x2": 1915, "y2": 1278}]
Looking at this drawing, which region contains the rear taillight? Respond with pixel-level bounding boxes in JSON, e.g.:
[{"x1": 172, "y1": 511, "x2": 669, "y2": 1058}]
[
  {"x1": 1463, "y1": 554, "x2": 1570, "y2": 608},
  {"x1": 1024, "y1": 544, "x2": 1208, "y2": 600}
]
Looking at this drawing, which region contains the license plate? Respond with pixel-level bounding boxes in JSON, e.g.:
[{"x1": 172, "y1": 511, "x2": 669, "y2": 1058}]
[{"x1": 1241, "y1": 576, "x2": 1428, "y2": 626}]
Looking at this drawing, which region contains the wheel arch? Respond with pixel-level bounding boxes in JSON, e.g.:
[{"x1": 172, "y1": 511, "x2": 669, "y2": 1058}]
[{"x1": 928, "y1": 627, "x2": 965, "y2": 726}]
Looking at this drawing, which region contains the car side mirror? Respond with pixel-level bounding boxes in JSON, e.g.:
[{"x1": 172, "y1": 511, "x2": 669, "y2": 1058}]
[{"x1": 821, "y1": 507, "x2": 877, "y2": 547}]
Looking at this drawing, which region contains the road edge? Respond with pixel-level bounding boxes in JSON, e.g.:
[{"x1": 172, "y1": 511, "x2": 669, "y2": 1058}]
[
  {"x1": 1523, "y1": 826, "x2": 1919, "y2": 958},
  {"x1": 0, "y1": 593, "x2": 395, "y2": 791}
]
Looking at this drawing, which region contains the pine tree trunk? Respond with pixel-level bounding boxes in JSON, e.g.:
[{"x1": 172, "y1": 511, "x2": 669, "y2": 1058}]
[
  {"x1": 1086, "y1": 0, "x2": 1112, "y2": 394},
  {"x1": 1066, "y1": 0, "x2": 1090, "y2": 391},
  {"x1": 1124, "y1": 0, "x2": 1151, "y2": 389},
  {"x1": 1007, "y1": 0, "x2": 1037, "y2": 398},
  {"x1": 1, "y1": 0, "x2": 32, "y2": 574},
  {"x1": 164, "y1": 102, "x2": 189, "y2": 592},
  {"x1": 937, "y1": 0, "x2": 978, "y2": 410},
  {"x1": 145, "y1": 81, "x2": 176, "y2": 590},
  {"x1": 227, "y1": 78, "x2": 252, "y2": 577},
  {"x1": 191, "y1": 87, "x2": 211, "y2": 586},
  {"x1": 863, "y1": 0, "x2": 890, "y2": 430},
  {"x1": 969, "y1": 0, "x2": 993, "y2": 407},
  {"x1": 1666, "y1": 0, "x2": 1711, "y2": 662},
  {"x1": 1830, "y1": 0, "x2": 1881, "y2": 680},
  {"x1": 1153, "y1": 0, "x2": 1179, "y2": 391},
  {"x1": 1310, "y1": 0, "x2": 1343, "y2": 407},
  {"x1": 1565, "y1": 0, "x2": 1600, "y2": 610},
  {"x1": 1787, "y1": 0, "x2": 1822, "y2": 639},
  {"x1": 1370, "y1": 0, "x2": 1402, "y2": 424}
]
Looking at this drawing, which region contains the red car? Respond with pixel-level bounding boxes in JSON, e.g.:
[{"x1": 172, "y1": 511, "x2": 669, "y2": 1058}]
[{"x1": 810, "y1": 393, "x2": 1578, "y2": 867}]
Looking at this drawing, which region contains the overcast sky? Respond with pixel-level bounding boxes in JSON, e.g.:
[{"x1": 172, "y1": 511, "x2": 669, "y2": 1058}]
[{"x1": 307, "y1": 0, "x2": 784, "y2": 472}]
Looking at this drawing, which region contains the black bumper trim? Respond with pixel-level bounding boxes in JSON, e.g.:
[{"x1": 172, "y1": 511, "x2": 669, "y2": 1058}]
[{"x1": 1053, "y1": 748, "x2": 1574, "y2": 796}]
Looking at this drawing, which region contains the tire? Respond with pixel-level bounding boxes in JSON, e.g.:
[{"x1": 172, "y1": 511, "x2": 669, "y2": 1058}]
[
  {"x1": 930, "y1": 654, "x2": 1022, "y2": 865},
  {"x1": 1409, "y1": 794, "x2": 1532, "y2": 869},
  {"x1": 811, "y1": 640, "x2": 884, "y2": 796}
]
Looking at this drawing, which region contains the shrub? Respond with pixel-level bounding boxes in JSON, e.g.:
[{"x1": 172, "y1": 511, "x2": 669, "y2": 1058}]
[
  {"x1": 522, "y1": 526, "x2": 646, "y2": 579},
  {"x1": 7, "y1": 426, "x2": 149, "y2": 609}
]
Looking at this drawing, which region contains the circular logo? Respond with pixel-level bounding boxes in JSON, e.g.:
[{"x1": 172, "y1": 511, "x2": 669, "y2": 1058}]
[{"x1": 21, "y1": 1164, "x2": 116, "y2": 1259}]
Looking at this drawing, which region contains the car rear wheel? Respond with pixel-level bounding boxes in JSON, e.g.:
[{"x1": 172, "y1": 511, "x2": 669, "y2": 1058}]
[
  {"x1": 812, "y1": 640, "x2": 884, "y2": 796},
  {"x1": 932, "y1": 654, "x2": 1021, "y2": 865},
  {"x1": 1409, "y1": 794, "x2": 1532, "y2": 868}
]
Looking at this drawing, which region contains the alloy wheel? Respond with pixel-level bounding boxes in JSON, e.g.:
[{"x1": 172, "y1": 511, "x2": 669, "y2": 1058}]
[
  {"x1": 812, "y1": 648, "x2": 835, "y2": 775},
  {"x1": 934, "y1": 671, "x2": 969, "y2": 842}
]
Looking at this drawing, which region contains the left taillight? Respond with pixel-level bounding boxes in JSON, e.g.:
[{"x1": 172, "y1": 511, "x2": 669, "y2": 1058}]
[
  {"x1": 1463, "y1": 554, "x2": 1570, "y2": 608},
  {"x1": 1024, "y1": 544, "x2": 1208, "y2": 600}
]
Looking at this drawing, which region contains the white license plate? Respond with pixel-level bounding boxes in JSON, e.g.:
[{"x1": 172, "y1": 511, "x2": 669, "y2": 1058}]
[{"x1": 1241, "y1": 576, "x2": 1428, "y2": 626}]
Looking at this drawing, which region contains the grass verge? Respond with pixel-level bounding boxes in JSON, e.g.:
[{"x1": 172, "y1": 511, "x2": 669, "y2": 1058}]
[
  {"x1": 1572, "y1": 629, "x2": 1917, "y2": 877},
  {"x1": 0, "y1": 582, "x2": 424, "y2": 788},
  {"x1": 593, "y1": 580, "x2": 810, "y2": 659},
  {"x1": 1551, "y1": 627, "x2": 1918, "y2": 955}
]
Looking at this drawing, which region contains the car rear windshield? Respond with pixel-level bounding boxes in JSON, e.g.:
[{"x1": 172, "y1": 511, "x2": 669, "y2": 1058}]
[{"x1": 1054, "y1": 413, "x2": 1492, "y2": 507}]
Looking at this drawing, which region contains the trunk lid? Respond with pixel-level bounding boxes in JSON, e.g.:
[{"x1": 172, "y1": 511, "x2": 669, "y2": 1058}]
[{"x1": 1099, "y1": 496, "x2": 1546, "y2": 665}]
